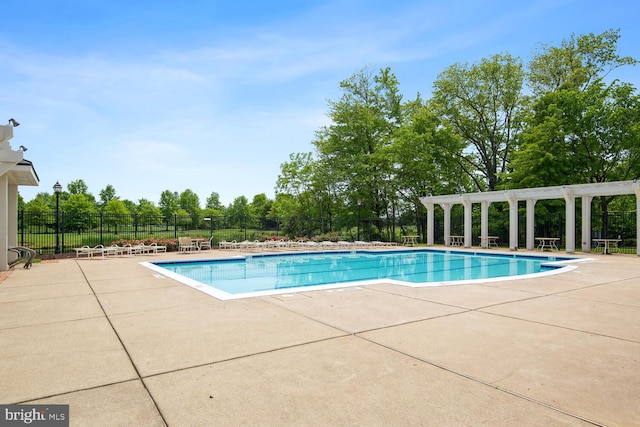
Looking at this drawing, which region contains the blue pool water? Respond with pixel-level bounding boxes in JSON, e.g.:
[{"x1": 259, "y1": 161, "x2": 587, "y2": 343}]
[{"x1": 143, "y1": 249, "x2": 577, "y2": 300}]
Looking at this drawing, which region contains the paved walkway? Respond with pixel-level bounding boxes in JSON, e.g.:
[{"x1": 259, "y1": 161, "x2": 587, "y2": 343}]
[{"x1": 1, "y1": 249, "x2": 639, "y2": 426}]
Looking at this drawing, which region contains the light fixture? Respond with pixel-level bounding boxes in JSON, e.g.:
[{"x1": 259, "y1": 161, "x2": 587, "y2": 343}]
[
  {"x1": 19, "y1": 145, "x2": 27, "y2": 152},
  {"x1": 8, "y1": 118, "x2": 20, "y2": 127},
  {"x1": 53, "y1": 181, "x2": 62, "y2": 194}
]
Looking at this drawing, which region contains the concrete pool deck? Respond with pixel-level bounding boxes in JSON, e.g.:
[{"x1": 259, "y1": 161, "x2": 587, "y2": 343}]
[{"x1": 0, "y1": 248, "x2": 638, "y2": 426}]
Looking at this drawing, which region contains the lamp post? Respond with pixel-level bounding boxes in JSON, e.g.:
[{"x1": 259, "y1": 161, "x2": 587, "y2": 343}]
[
  {"x1": 53, "y1": 182, "x2": 62, "y2": 254},
  {"x1": 357, "y1": 199, "x2": 362, "y2": 241}
]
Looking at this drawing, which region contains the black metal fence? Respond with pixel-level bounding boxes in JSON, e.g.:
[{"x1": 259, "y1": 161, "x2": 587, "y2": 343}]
[
  {"x1": 16, "y1": 208, "x2": 637, "y2": 256},
  {"x1": 17, "y1": 211, "x2": 417, "y2": 255}
]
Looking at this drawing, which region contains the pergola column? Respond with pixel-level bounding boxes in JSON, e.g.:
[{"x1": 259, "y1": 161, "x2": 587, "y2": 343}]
[
  {"x1": 462, "y1": 198, "x2": 472, "y2": 248},
  {"x1": 563, "y1": 188, "x2": 576, "y2": 253},
  {"x1": 525, "y1": 199, "x2": 537, "y2": 250},
  {"x1": 425, "y1": 202, "x2": 435, "y2": 246},
  {"x1": 507, "y1": 194, "x2": 518, "y2": 250},
  {"x1": 581, "y1": 196, "x2": 593, "y2": 253},
  {"x1": 440, "y1": 203, "x2": 452, "y2": 246},
  {"x1": 480, "y1": 201, "x2": 491, "y2": 248},
  {"x1": 634, "y1": 181, "x2": 640, "y2": 256},
  {"x1": 0, "y1": 175, "x2": 8, "y2": 270}
]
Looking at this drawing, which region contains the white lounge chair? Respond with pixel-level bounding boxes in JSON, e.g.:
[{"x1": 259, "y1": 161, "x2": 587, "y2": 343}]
[
  {"x1": 218, "y1": 240, "x2": 236, "y2": 250},
  {"x1": 74, "y1": 244, "x2": 115, "y2": 258},
  {"x1": 302, "y1": 241, "x2": 321, "y2": 250},
  {"x1": 109, "y1": 244, "x2": 130, "y2": 256},
  {"x1": 178, "y1": 237, "x2": 197, "y2": 253},
  {"x1": 198, "y1": 237, "x2": 213, "y2": 251},
  {"x1": 73, "y1": 245, "x2": 93, "y2": 258},
  {"x1": 144, "y1": 242, "x2": 167, "y2": 254},
  {"x1": 337, "y1": 241, "x2": 353, "y2": 249},
  {"x1": 119, "y1": 243, "x2": 141, "y2": 255},
  {"x1": 371, "y1": 240, "x2": 398, "y2": 247},
  {"x1": 320, "y1": 241, "x2": 337, "y2": 249},
  {"x1": 274, "y1": 240, "x2": 291, "y2": 250}
]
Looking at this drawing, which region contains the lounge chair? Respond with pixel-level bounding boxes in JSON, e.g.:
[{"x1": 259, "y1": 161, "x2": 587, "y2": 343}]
[
  {"x1": 302, "y1": 241, "x2": 321, "y2": 250},
  {"x1": 274, "y1": 240, "x2": 291, "y2": 250},
  {"x1": 371, "y1": 240, "x2": 398, "y2": 247},
  {"x1": 73, "y1": 245, "x2": 92, "y2": 258},
  {"x1": 118, "y1": 243, "x2": 141, "y2": 255},
  {"x1": 142, "y1": 242, "x2": 167, "y2": 254},
  {"x1": 290, "y1": 240, "x2": 306, "y2": 249},
  {"x1": 109, "y1": 244, "x2": 129, "y2": 256},
  {"x1": 237, "y1": 240, "x2": 263, "y2": 251},
  {"x1": 178, "y1": 237, "x2": 197, "y2": 253},
  {"x1": 320, "y1": 241, "x2": 337, "y2": 249},
  {"x1": 73, "y1": 245, "x2": 115, "y2": 259},
  {"x1": 218, "y1": 240, "x2": 236, "y2": 250},
  {"x1": 198, "y1": 237, "x2": 213, "y2": 251},
  {"x1": 154, "y1": 242, "x2": 168, "y2": 253}
]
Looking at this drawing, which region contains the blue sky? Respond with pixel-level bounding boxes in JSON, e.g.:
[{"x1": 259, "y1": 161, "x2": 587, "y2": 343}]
[{"x1": 2, "y1": 0, "x2": 639, "y2": 206}]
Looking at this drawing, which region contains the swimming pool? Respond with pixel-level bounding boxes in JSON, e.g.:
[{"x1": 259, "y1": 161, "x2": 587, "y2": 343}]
[{"x1": 141, "y1": 249, "x2": 580, "y2": 300}]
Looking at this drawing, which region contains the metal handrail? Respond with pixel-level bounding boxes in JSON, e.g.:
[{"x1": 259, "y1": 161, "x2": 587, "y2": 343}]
[{"x1": 8, "y1": 246, "x2": 36, "y2": 269}]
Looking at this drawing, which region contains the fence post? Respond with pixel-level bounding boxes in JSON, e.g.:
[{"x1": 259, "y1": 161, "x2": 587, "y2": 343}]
[
  {"x1": 19, "y1": 210, "x2": 24, "y2": 246},
  {"x1": 173, "y1": 214, "x2": 177, "y2": 239},
  {"x1": 99, "y1": 212, "x2": 104, "y2": 246},
  {"x1": 61, "y1": 211, "x2": 65, "y2": 253}
]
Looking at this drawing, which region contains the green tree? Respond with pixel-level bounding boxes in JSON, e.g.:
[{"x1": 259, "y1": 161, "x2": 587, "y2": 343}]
[
  {"x1": 507, "y1": 28, "x2": 639, "y2": 226},
  {"x1": 178, "y1": 189, "x2": 201, "y2": 229},
  {"x1": 313, "y1": 66, "x2": 403, "y2": 226},
  {"x1": 203, "y1": 192, "x2": 225, "y2": 230},
  {"x1": 67, "y1": 179, "x2": 89, "y2": 195},
  {"x1": 276, "y1": 152, "x2": 316, "y2": 217},
  {"x1": 205, "y1": 192, "x2": 224, "y2": 214},
  {"x1": 269, "y1": 192, "x2": 304, "y2": 237},
  {"x1": 99, "y1": 184, "x2": 118, "y2": 209},
  {"x1": 103, "y1": 199, "x2": 131, "y2": 233},
  {"x1": 175, "y1": 208, "x2": 191, "y2": 229},
  {"x1": 432, "y1": 53, "x2": 525, "y2": 191},
  {"x1": 178, "y1": 189, "x2": 201, "y2": 217},
  {"x1": 528, "y1": 29, "x2": 638, "y2": 95},
  {"x1": 137, "y1": 198, "x2": 162, "y2": 227},
  {"x1": 25, "y1": 193, "x2": 53, "y2": 214},
  {"x1": 122, "y1": 199, "x2": 137, "y2": 214},
  {"x1": 61, "y1": 193, "x2": 98, "y2": 232},
  {"x1": 227, "y1": 196, "x2": 253, "y2": 229},
  {"x1": 269, "y1": 193, "x2": 299, "y2": 219},
  {"x1": 509, "y1": 81, "x2": 640, "y2": 199},
  {"x1": 24, "y1": 193, "x2": 53, "y2": 229},
  {"x1": 251, "y1": 193, "x2": 272, "y2": 219},
  {"x1": 386, "y1": 100, "x2": 466, "y2": 238},
  {"x1": 159, "y1": 190, "x2": 179, "y2": 224}
]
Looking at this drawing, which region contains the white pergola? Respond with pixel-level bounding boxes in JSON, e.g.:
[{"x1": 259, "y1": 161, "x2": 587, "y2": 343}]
[
  {"x1": 0, "y1": 124, "x2": 39, "y2": 271},
  {"x1": 420, "y1": 180, "x2": 640, "y2": 255}
]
